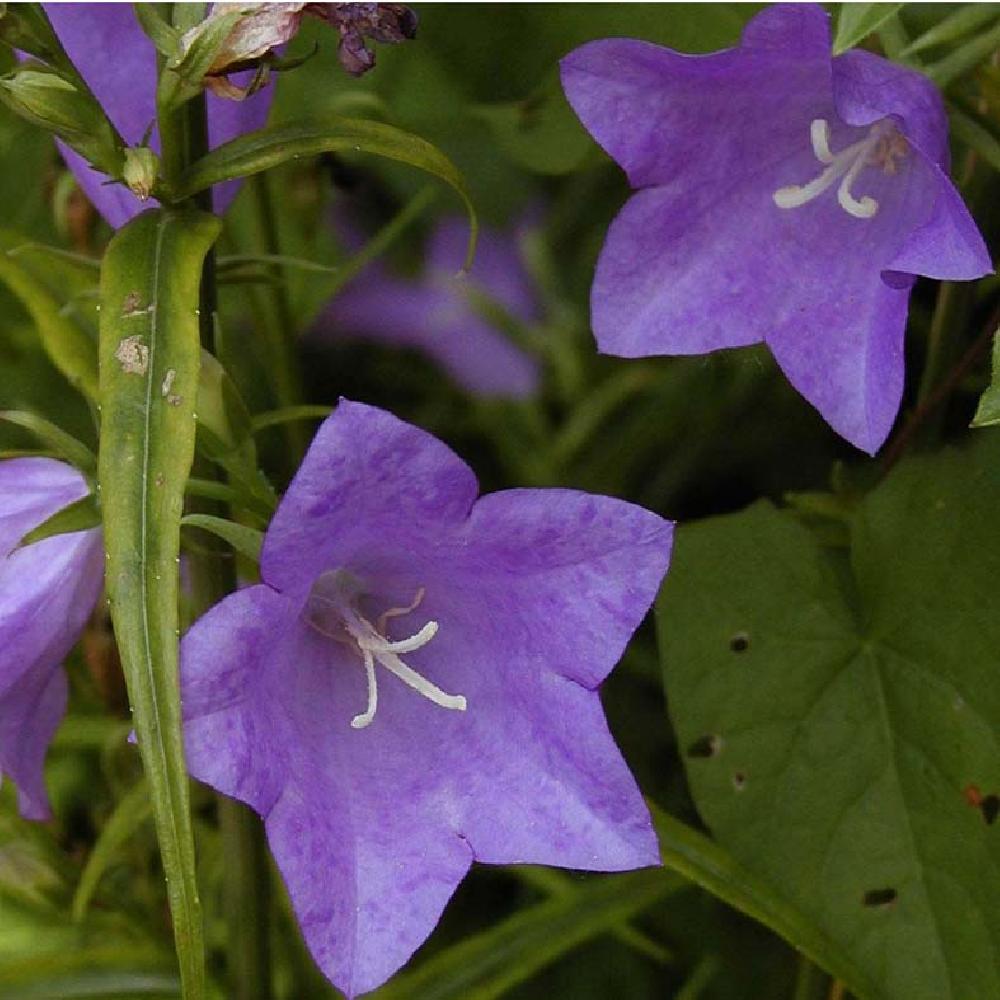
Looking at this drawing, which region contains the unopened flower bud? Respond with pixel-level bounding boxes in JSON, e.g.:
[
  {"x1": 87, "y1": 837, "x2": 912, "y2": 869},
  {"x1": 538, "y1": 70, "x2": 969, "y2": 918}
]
[
  {"x1": 123, "y1": 146, "x2": 160, "y2": 202},
  {"x1": 0, "y1": 62, "x2": 124, "y2": 177}
]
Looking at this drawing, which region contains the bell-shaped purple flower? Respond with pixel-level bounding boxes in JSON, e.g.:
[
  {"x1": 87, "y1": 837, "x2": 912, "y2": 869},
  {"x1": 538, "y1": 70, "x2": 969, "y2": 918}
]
[
  {"x1": 560, "y1": 3, "x2": 992, "y2": 454},
  {"x1": 319, "y1": 216, "x2": 542, "y2": 397},
  {"x1": 0, "y1": 458, "x2": 103, "y2": 820},
  {"x1": 43, "y1": 4, "x2": 273, "y2": 227},
  {"x1": 180, "y1": 399, "x2": 671, "y2": 996}
]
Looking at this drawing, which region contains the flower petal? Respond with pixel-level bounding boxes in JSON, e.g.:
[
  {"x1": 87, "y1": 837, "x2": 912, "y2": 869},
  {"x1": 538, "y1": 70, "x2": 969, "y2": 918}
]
[
  {"x1": 45, "y1": 4, "x2": 272, "y2": 227},
  {"x1": 833, "y1": 48, "x2": 949, "y2": 168},
  {"x1": 0, "y1": 659, "x2": 67, "y2": 821},
  {"x1": 559, "y1": 6, "x2": 831, "y2": 190},
  {"x1": 266, "y1": 781, "x2": 472, "y2": 998},
  {"x1": 426, "y1": 217, "x2": 540, "y2": 326},
  {"x1": 181, "y1": 584, "x2": 296, "y2": 815},
  {"x1": 0, "y1": 527, "x2": 103, "y2": 818},
  {"x1": 183, "y1": 590, "x2": 473, "y2": 997},
  {"x1": 885, "y1": 154, "x2": 993, "y2": 281},
  {"x1": 462, "y1": 488, "x2": 672, "y2": 687},
  {"x1": 0, "y1": 457, "x2": 89, "y2": 557},
  {"x1": 322, "y1": 272, "x2": 539, "y2": 397},
  {"x1": 261, "y1": 400, "x2": 479, "y2": 604},
  {"x1": 767, "y1": 273, "x2": 910, "y2": 455}
]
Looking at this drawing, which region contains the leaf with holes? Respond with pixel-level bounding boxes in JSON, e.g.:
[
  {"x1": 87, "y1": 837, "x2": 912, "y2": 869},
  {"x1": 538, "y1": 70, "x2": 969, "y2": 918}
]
[
  {"x1": 99, "y1": 207, "x2": 221, "y2": 998},
  {"x1": 657, "y1": 432, "x2": 1000, "y2": 1000}
]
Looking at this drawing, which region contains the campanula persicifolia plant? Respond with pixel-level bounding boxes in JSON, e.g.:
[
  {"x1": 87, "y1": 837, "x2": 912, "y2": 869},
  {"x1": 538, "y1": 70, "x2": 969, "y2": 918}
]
[{"x1": 0, "y1": 5, "x2": 997, "y2": 1000}]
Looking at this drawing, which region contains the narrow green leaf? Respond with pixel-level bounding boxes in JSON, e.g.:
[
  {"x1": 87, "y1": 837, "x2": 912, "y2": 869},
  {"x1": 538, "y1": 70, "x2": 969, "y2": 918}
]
[
  {"x1": 195, "y1": 349, "x2": 277, "y2": 512},
  {"x1": 250, "y1": 404, "x2": 332, "y2": 434},
  {"x1": 181, "y1": 513, "x2": 262, "y2": 564},
  {"x1": 972, "y1": 329, "x2": 1000, "y2": 427},
  {"x1": 132, "y1": 3, "x2": 180, "y2": 58},
  {"x1": 324, "y1": 186, "x2": 437, "y2": 300},
  {"x1": 216, "y1": 253, "x2": 340, "y2": 276},
  {"x1": 512, "y1": 865, "x2": 674, "y2": 963},
  {"x1": 657, "y1": 433, "x2": 1000, "y2": 1000},
  {"x1": 16, "y1": 494, "x2": 100, "y2": 549},
  {"x1": 72, "y1": 780, "x2": 153, "y2": 923},
  {"x1": 650, "y1": 807, "x2": 878, "y2": 998},
  {"x1": 7, "y1": 242, "x2": 100, "y2": 274},
  {"x1": 0, "y1": 411, "x2": 95, "y2": 474},
  {"x1": 374, "y1": 868, "x2": 675, "y2": 1000},
  {"x1": 833, "y1": 4, "x2": 905, "y2": 55},
  {"x1": 99, "y1": 208, "x2": 221, "y2": 999},
  {"x1": 0, "y1": 249, "x2": 98, "y2": 397},
  {"x1": 172, "y1": 117, "x2": 478, "y2": 270},
  {"x1": 927, "y1": 18, "x2": 1000, "y2": 87},
  {"x1": 184, "y1": 476, "x2": 267, "y2": 517},
  {"x1": 902, "y1": 3, "x2": 1000, "y2": 56}
]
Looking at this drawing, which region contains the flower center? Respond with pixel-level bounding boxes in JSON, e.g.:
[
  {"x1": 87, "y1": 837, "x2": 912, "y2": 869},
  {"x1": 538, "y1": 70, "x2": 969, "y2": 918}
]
[
  {"x1": 305, "y1": 570, "x2": 467, "y2": 729},
  {"x1": 772, "y1": 118, "x2": 908, "y2": 220}
]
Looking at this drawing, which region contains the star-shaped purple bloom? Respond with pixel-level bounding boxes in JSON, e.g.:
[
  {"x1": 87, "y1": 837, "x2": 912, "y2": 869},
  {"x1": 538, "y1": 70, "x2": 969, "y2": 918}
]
[
  {"x1": 560, "y1": 3, "x2": 993, "y2": 454},
  {"x1": 319, "y1": 216, "x2": 542, "y2": 397},
  {"x1": 43, "y1": 4, "x2": 273, "y2": 228},
  {"x1": 0, "y1": 458, "x2": 103, "y2": 820},
  {"x1": 180, "y1": 399, "x2": 670, "y2": 996}
]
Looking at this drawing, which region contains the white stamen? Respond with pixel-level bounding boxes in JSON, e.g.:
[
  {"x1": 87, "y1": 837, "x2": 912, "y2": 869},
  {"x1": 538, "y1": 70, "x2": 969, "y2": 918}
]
[
  {"x1": 308, "y1": 581, "x2": 466, "y2": 729},
  {"x1": 369, "y1": 620, "x2": 439, "y2": 655},
  {"x1": 810, "y1": 118, "x2": 834, "y2": 163},
  {"x1": 773, "y1": 117, "x2": 902, "y2": 220},
  {"x1": 836, "y1": 151, "x2": 878, "y2": 219},
  {"x1": 372, "y1": 648, "x2": 467, "y2": 713},
  {"x1": 351, "y1": 648, "x2": 378, "y2": 729}
]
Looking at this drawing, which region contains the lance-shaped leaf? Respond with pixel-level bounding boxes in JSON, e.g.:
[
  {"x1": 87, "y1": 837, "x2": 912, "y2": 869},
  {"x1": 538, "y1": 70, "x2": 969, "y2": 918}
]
[
  {"x1": 98, "y1": 208, "x2": 221, "y2": 999},
  {"x1": 16, "y1": 493, "x2": 100, "y2": 549},
  {"x1": 170, "y1": 116, "x2": 478, "y2": 268},
  {"x1": 657, "y1": 433, "x2": 1000, "y2": 1000},
  {"x1": 833, "y1": 3, "x2": 905, "y2": 55}
]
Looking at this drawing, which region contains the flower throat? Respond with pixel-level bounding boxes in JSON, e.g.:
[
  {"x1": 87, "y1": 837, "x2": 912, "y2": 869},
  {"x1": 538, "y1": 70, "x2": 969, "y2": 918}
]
[
  {"x1": 773, "y1": 118, "x2": 908, "y2": 219},
  {"x1": 305, "y1": 570, "x2": 467, "y2": 729}
]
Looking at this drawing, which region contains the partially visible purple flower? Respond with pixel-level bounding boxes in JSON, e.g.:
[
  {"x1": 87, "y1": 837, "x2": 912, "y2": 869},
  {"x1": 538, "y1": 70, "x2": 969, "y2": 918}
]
[
  {"x1": 180, "y1": 399, "x2": 671, "y2": 996},
  {"x1": 0, "y1": 458, "x2": 103, "y2": 820},
  {"x1": 560, "y1": 4, "x2": 992, "y2": 454},
  {"x1": 319, "y1": 216, "x2": 542, "y2": 397},
  {"x1": 43, "y1": 4, "x2": 274, "y2": 227}
]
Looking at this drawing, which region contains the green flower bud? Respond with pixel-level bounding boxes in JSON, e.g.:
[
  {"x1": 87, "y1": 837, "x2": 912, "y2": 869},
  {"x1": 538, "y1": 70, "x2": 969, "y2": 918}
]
[{"x1": 123, "y1": 146, "x2": 160, "y2": 201}]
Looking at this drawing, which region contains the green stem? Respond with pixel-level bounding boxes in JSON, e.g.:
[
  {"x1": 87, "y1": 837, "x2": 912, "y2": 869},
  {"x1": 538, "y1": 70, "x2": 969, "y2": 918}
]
[
  {"x1": 220, "y1": 797, "x2": 272, "y2": 1000},
  {"x1": 164, "y1": 78, "x2": 273, "y2": 999},
  {"x1": 915, "y1": 280, "x2": 972, "y2": 408},
  {"x1": 251, "y1": 172, "x2": 308, "y2": 461}
]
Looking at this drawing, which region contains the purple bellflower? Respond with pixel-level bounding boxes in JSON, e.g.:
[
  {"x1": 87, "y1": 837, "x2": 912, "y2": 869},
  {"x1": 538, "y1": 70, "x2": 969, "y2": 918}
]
[
  {"x1": 43, "y1": 4, "x2": 273, "y2": 228},
  {"x1": 320, "y1": 216, "x2": 542, "y2": 397},
  {"x1": 560, "y1": 3, "x2": 993, "y2": 454},
  {"x1": 180, "y1": 399, "x2": 671, "y2": 996},
  {"x1": 0, "y1": 458, "x2": 103, "y2": 820}
]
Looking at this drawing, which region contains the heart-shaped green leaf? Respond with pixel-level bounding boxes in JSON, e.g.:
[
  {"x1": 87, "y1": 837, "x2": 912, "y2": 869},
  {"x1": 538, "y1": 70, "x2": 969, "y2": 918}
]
[{"x1": 657, "y1": 432, "x2": 1000, "y2": 1000}]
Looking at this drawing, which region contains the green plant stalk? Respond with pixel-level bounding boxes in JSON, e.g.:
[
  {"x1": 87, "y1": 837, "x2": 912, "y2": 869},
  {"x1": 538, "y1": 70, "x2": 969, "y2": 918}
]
[
  {"x1": 176, "y1": 88, "x2": 273, "y2": 1000},
  {"x1": 250, "y1": 171, "x2": 307, "y2": 461}
]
